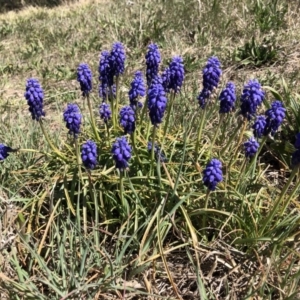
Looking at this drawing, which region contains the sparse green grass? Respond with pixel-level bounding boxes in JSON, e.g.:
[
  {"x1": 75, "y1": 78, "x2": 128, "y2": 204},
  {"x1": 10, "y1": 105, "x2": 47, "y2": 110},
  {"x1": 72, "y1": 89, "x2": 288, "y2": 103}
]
[{"x1": 1, "y1": 0, "x2": 300, "y2": 299}]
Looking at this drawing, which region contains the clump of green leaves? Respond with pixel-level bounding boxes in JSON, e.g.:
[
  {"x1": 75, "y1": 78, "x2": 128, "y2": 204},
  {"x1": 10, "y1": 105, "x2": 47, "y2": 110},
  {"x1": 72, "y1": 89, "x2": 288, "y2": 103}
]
[
  {"x1": 233, "y1": 37, "x2": 277, "y2": 67},
  {"x1": 252, "y1": 0, "x2": 287, "y2": 33}
]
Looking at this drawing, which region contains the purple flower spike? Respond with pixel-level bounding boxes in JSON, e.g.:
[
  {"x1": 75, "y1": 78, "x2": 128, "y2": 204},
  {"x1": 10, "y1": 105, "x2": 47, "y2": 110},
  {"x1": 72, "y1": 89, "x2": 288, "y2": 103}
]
[
  {"x1": 77, "y1": 63, "x2": 92, "y2": 97},
  {"x1": 264, "y1": 100, "x2": 286, "y2": 136},
  {"x1": 202, "y1": 56, "x2": 222, "y2": 92},
  {"x1": 244, "y1": 137, "x2": 259, "y2": 158},
  {"x1": 164, "y1": 56, "x2": 185, "y2": 93},
  {"x1": 63, "y1": 103, "x2": 82, "y2": 138},
  {"x1": 119, "y1": 106, "x2": 136, "y2": 134},
  {"x1": 99, "y1": 83, "x2": 116, "y2": 101},
  {"x1": 0, "y1": 144, "x2": 13, "y2": 161},
  {"x1": 148, "y1": 81, "x2": 168, "y2": 126},
  {"x1": 81, "y1": 140, "x2": 97, "y2": 170},
  {"x1": 202, "y1": 159, "x2": 223, "y2": 191},
  {"x1": 99, "y1": 50, "x2": 113, "y2": 88},
  {"x1": 240, "y1": 79, "x2": 265, "y2": 120},
  {"x1": 145, "y1": 43, "x2": 161, "y2": 86},
  {"x1": 198, "y1": 88, "x2": 211, "y2": 109},
  {"x1": 110, "y1": 42, "x2": 126, "y2": 77},
  {"x1": 99, "y1": 102, "x2": 111, "y2": 123},
  {"x1": 252, "y1": 115, "x2": 266, "y2": 138},
  {"x1": 111, "y1": 136, "x2": 132, "y2": 170},
  {"x1": 219, "y1": 82, "x2": 236, "y2": 113},
  {"x1": 24, "y1": 78, "x2": 45, "y2": 121},
  {"x1": 129, "y1": 71, "x2": 146, "y2": 109}
]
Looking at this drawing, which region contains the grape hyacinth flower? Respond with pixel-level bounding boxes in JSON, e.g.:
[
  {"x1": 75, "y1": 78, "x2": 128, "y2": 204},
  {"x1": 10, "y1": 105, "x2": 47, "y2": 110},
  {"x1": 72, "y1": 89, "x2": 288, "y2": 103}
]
[
  {"x1": 99, "y1": 50, "x2": 113, "y2": 86},
  {"x1": 252, "y1": 115, "x2": 267, "y2": 138},
  {"x1": 202, "y1": 56, "x2": 222, "y2": 92},
  {"x1": 24, "y1": 78, "x2": 45, "y2": 121},
  {"x1": 240, "y1": 79, "x2": 265, "y2": 120},
  {"x1": 111, "y1": 136, "x2": 132, "y2": 170},
  {"x1": 219, "y1": 82, "x2": 236, "y2": 113},
  {"x1": 145, "y1": 43, "x2": 161, "y2": 86},
  {"x1": 147, "y1": 142, "x2": 167, "y2": 162},
  {"x1": 109, "y1": 42, "x2": 126, "y2": 77},
  {"x1": 202, "y1": 159, "x2": 223, "y2": 191},
  {"x1": 77, "y1": 63, "x2": 92, "y2": 97},
  {"x1": 81, "y1": 140, "x2": 97, "y2": 170},
  {"x1": 99, "y1": 83, "x2": 116, "y2": 100},
  {"x1": 148, "y1": 81, "x2": 168, "y2": 126},
  {"x1": 264, "y1": 100, "x2": 286, "y2": 136},
  {"x1": 99, "y1": 102, "x2": 111, "y2": 123},
  {"x1": 128, "y1": 71, "x2": 146, "y2": 109},
  {"x1": 161, "y1": 67, "x2": 171, "y2": 93},
  {"x1": 163, "y1": 56, "x2": 185, "y2": 93},
  {"x1": 63, "y1": 104, "x2": 82, "y2": 138},
  {"x1": 0, "y1": 144, "x2": 13, "y2": 161},
  {"x1": 244, "y1": 137, "x2": 259, "y2": 158},
  {"x1": 119, "y1": 106, "x2": 136, "y2": 134},
  {"x1": 197, "y1": 88, "x2": 211, "y2": 109}
]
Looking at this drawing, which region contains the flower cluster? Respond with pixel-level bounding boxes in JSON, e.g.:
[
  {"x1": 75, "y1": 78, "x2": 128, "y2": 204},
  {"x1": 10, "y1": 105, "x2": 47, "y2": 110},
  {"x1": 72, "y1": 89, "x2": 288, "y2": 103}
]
[
  {"x1": 162, "y1": 56, "x2": 184, "y2": 93},
  {"x1": 202, "y1": 159, "x2": 223, "y2": 191},
  {"x1": 0, "y1": 144, "x2": 13, "y2": 161},
  {"x1": 81, "y1": 140, "x2": 97, "y2": 170},
  {"x1": 99, "y1": 83, "x2": 116, "y2": 101},
  {"x1": 99, "y1": 102, "x2": 111, "y2": 123},
  {"x1": 110, "y1": 42, "x2": 126, "y2": 77},
  {"x1": 145, "y1": 43, "x2": 161, "y2": 86},
  {"x1": 252, "y1": 115, "x2": 267, "y2": 138},
  {"x1": 147, "y1": 142, "x2": 167, "y2": 162},
  {"x1": 240, "y1": 79, "x2": 265, "y2": 120},
  {"x1": 148, "y1": 81, "x2": 168, "y2": 126},
  {"x1": 219, "y1": 82, "x2": 236, "y2": 113},
  {"x1": 198, "y1": 56, "x2": 222, "y2": 108},
  {"x1": 24, "y1": 78, "x2": 45, "y2": 121},
  {"x1": 98, "y1": 43, "x2": 126, "y2": 100},
  {"x1": 244, "y1": 137, "x2": 259, "y2": 158},
  {"x1": 63, "y1": 104, "x2": 82, "y2": 138},
  {"x1": 128, "y1": 71, "x2": 146, "y2": 109},
  {"x1": 77, "y1": 63, "x2": 92, "y2": 97},
  {"x1": 111, "y1": 136, "x2": 132, "y2": 170},
  {"x1": 264, "y1": 100, "x2": 286, "y2": 136},
  {"x1": 119, "y1": 106, "x2": 136, "y2": 134}
]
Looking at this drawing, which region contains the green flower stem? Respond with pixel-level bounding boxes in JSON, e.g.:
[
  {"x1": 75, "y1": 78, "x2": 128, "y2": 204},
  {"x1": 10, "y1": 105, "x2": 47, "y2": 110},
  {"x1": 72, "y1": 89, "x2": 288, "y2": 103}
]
[
  {"x1": 39, "y1": 120, "x2": 67, "y2": 161},
  {"x1": 87, "y1": 173, "x2": 99, "y2": 247},
  {"x1": 150, "y1": 126, "x2": 157, "y2": 174},
  {"x1": 210, "y1": 114, "x2": 224, "y2": 157},
  {"x1": 131, "y1": 131, "x2": 142, "y2": 166},
  {"x1": 280, "y1": 167, "x2": 300, "y2": 216},
  {"x1": 202, "y1": 190, "x2": 211, "y2": 231},
  {"x1": 87, "y1": 94, "x2": 101, "y2": 142},
  {"x1": 109, "y1": 86, "x2": 116, "y2": 129},
  {"x1": 75, "y1": 138, "x2": 86, "y2": 235},
  {"x1": 115, "y1": 76, "x2": 120, "y2": 129},
  {"x1": 140, "y1": 94, "x2": 148, "y2": 123},
  {"x1": 120, "y1": 170, "x2": 129, "y2": 216},
  {"x1": 231, "y1": 119, "x2": 247, "y2": 162},
  {"x1": 194, "y1": 108, "x2": 207, "y2": 163},
  {"x1": 260, "y1": 167, "x2": 299, "y2": 234},
  {"x1": 105, "y1": 122, "x2": 110, "y2": 140},
  {"x1": 220, "y1": 119, "x2": 242, "y2": 156},
  {"x1": 235, "y1": 158, "x2": 247, "y2": 189},
  {"x1": 163, "y1": 91, "x2": 175, "y2": 137}
]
